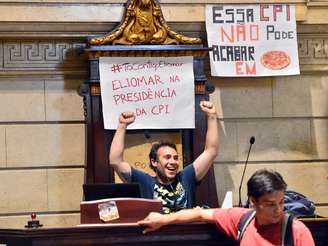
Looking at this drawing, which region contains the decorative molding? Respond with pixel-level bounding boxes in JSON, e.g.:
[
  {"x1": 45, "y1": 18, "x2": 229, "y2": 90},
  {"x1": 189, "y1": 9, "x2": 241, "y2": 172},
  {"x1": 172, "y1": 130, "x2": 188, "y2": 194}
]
[
  {"x1": 1, "y1": 40, "x2": 86, "y2": 70},
  {"x1": 0, "y1": 36, "x2": 327, "y2": 74},
  {"x1": 298, "y1": 38, "x2": 328, "y2": 62},
  {"x1": 298, "y1": 36, "x2": 328, "y2": 72},
  {"x1": 298, "y1": 34, "x2": 328, "y2": 72},
  {"x1": 307, "y1": 0, "x2": 328, "y2": 6}
]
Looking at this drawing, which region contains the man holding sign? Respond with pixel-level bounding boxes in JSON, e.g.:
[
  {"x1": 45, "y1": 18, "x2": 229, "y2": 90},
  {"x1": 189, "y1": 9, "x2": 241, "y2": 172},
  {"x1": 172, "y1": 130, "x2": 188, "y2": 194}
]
[{"x1": 109, "y1": 101, "x2": 219, "y2": 213}]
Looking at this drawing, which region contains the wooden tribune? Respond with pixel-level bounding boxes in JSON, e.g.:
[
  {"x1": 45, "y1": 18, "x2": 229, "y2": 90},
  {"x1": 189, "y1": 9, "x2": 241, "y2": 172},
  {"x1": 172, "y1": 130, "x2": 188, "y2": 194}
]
[
  {"x1": 80, "y1": 44, "x2": 217, "y2": 207},
  {"x1": 80, "y1": 0, "x2": 218, "y2": 208},
  {"x1": 80, "y1": 198, "x2": 162, "y2": 224},
  {"x1": 0, "y1": 218, "x2": 327, "y2": 246}
]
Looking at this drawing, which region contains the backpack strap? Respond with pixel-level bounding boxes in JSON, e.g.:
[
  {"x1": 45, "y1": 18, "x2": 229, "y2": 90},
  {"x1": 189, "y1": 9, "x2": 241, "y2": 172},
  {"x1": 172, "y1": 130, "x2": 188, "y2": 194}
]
[
  {"x1": 281, "y1": 213, "x2": 294, "y2": 246},
  {"x1": 237, "y1": 209, "x2": 256, "y2": 242},
  {"x1": 238, "y1": 210, "x2": 294, "y2": 246}
]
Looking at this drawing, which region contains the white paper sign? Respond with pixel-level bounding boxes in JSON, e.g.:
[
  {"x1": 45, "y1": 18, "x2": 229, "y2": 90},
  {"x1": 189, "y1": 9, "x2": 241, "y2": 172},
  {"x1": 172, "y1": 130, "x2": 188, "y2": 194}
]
[
  {"x1": 99, "y1": 56, "x2": 195, "y2": 129},
  {"x1": 206, "y1": 4, "x2": 300, "y2": 77}
]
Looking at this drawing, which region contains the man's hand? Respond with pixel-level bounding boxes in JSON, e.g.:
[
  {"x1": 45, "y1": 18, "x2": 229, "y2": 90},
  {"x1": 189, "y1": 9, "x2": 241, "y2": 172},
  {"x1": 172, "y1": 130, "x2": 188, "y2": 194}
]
[
  {"x1": 119, "y1": 112, "x2": 136, "y2": 125},
  {"x1": 137, "y1": 212, "x2": 167, "y2": 234},
  {"x1": 199, "y1": 101, "x2": 216, "y2": 116}
]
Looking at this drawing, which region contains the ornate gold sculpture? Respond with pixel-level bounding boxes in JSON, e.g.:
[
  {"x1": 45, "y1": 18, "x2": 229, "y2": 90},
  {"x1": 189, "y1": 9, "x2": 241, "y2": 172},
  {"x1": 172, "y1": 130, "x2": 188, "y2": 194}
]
[{"x1": 89, "y1": 0, "x2": 201, "y2": 45}]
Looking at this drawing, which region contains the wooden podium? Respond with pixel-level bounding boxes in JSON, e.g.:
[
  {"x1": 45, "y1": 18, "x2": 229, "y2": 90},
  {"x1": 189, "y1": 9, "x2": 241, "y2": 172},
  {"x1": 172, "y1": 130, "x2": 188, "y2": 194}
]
[{"x1": 0, "y1": 218, "x2": 327, "y2": 246}]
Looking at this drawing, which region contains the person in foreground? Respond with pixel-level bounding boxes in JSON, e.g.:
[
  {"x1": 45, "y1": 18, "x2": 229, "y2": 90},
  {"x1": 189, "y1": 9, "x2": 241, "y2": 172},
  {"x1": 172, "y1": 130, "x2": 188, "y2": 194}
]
[
  {"x1": 138, "y1": 169, "x2": 315, "y2": 246},
  {"x1": 110, "y1": 101, "x2": 219, "y2": 214}
]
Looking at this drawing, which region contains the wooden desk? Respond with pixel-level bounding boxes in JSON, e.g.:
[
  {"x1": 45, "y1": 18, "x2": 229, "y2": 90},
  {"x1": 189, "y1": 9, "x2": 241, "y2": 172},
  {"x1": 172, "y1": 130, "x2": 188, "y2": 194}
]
[
  {"x1": 0, "y1": 223, "x2": 235, "y2": 246},
  {"x1": 0, "y1": 219, "x2": 326, "y2": 246}
]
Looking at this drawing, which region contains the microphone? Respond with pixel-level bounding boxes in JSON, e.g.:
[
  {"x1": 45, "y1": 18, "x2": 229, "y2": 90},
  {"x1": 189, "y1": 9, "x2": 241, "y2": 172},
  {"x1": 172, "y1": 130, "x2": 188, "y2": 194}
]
[
  {"x1": 238, "y1": 136, "x2": 255, "y2": 207},
  {"x1": 144, "y1": 130, "x2": 151, "y2": 139}
]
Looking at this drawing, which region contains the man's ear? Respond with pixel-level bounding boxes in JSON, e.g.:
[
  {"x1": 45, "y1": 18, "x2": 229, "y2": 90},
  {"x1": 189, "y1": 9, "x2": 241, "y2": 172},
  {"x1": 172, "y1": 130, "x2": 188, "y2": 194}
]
[
  {"x1": 150, "y1": 159, "x2": 158, "y2": 168},
  {"x1": 249, "y1": 196, "x2": 257, "y2": 207}
]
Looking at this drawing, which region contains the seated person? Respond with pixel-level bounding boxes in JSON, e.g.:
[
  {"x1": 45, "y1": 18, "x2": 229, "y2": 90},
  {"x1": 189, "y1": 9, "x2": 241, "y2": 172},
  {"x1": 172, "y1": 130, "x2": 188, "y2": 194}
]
[
  {"x1": 138, "y1": 169, "x2": 315, "y2": 245},
  {"x1": 109, "y1": 101, "x2": 219, "y2": 213}
]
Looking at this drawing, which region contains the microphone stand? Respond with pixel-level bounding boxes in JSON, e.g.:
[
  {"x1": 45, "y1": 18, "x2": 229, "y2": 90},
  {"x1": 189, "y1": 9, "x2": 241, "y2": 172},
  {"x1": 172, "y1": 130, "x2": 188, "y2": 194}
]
[{"x1": 238, "y1": 137, "x2": 255, "y2": 207}]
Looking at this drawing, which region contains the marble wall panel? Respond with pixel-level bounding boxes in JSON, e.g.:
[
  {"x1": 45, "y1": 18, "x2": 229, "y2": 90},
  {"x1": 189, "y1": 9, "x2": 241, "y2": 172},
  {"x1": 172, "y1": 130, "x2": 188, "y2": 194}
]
[
  {"x1": 0, "y1": 2, "x2": 313, "y2": 23},
  {"x1": 0, "y1": 170, "x2": 47, "y2": 213},
  {"x1": 47, "y1": 168, "x2": 84, "y2": 211},
  {"x1": 210, "y1": 77, "x2": 273, "y2": 119},
  {"x1": 0, "y1": 79, "x2": 45, "y2": 121},
  {"x1": 214, "y1": 120, "x2": 238, "y2": 162},
  {"x1": 273, "y1": 75, "x2": 328, "y2": 117},
  {"x1": 0, "y1": 4, "x2": 124, "y2": 22},
  {"x1": 6, "y1": 124, "x2": 85, "y2": 167},
  {"x1": 0, "y1": 213, "x2": 80, "y2": 229},
  {"x1": 45, "y1": 80, "x2": 84, "y2": 121},
  {"x1": 0, "y1": 171, "x2": 8, "y2": 212},
  {"x1": 315, "y1": 206, "x2": 328, "y2": 217},
  {"x1": 236, "y1": 119, "x2": 312, "y2": 161},
  {"x1": 0, "y1": 126, "x2": 5, "y2": 167},
  {"x1": 311, "y1": 119, "x2": 328, "y2": 159}
]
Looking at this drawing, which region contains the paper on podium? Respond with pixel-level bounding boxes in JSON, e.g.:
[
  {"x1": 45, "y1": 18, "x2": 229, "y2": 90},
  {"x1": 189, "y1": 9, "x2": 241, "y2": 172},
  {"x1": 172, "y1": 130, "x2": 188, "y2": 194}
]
[
  {"x1": 80, "y1": 197, "x2": 162, "y2": 224},
  {"x1": 221, "y1": 191, "x2": 233, "y2": 208}
]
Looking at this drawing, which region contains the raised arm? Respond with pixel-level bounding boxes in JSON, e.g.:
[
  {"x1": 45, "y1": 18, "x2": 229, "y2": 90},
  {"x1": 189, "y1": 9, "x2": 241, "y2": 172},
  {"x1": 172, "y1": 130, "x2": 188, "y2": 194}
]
[
  {"x1": 109, "y1": 112, "x2": 135, "y2": 182},
  {"x1": 193, "y1": 101, "x2": 219, "y2": 181},
  {"x1": 137, "y1": 207, "x2": 216, "y2": 234}
]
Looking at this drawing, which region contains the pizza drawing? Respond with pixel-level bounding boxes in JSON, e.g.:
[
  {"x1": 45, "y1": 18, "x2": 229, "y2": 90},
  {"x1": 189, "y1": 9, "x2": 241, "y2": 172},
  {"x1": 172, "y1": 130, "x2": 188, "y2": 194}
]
[{"x1": 261, "y1": 51, "x2": 291, "y2": 70}]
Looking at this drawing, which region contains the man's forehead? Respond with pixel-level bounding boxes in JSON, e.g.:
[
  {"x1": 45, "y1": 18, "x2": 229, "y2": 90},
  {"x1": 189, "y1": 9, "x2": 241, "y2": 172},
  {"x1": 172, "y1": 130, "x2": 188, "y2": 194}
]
[
  {"x1": 258, "y1": 191, "x2": 285, "y2": 202},
  {"x1": 157, "y1": 146, "x2": 178, "y2": 155}
]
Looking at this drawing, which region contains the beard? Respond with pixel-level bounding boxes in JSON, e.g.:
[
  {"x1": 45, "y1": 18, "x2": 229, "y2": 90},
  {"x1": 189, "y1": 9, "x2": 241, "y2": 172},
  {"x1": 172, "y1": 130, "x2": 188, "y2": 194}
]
[{"x1": 155, "y1": 167, "x2": 175, "y2": 184}]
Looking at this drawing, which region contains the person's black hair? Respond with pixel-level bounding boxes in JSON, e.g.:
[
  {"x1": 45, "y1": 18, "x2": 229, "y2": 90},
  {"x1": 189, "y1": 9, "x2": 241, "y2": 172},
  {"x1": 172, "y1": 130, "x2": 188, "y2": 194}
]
[
  {"x1": 149, "y1": 141, "x2": 177, "y2": 171},
  {"x1": 247, "y1": 169, "x2": 287, "y2": 200}
]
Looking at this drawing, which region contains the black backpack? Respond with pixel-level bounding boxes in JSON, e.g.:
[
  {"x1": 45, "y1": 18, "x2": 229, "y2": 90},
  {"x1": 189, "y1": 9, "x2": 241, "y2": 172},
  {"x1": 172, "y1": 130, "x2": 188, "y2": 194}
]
[{"x1": 237, "y1": 210, "x2": 294, "y2": 246}]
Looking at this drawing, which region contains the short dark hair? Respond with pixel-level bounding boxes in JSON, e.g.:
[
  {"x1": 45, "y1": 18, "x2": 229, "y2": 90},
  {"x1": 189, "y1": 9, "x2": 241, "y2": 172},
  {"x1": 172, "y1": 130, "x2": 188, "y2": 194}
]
[
  {"x1": 247, "y1": 169, "x2": 287, "y2": 200},
  {"x1": 149, "y1": 141, "x2": 177, "y2": 171}
]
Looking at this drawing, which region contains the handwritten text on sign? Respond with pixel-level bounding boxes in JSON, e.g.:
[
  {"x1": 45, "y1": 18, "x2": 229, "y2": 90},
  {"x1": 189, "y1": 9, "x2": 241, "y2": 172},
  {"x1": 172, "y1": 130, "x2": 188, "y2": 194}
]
[
  {"x1": 99, "y1": 57, "x2": 195, "y2": 129},
  {"x1": 206, "y1": 4, "x2": 299, "y2": 77}
]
